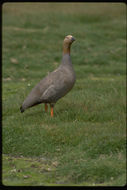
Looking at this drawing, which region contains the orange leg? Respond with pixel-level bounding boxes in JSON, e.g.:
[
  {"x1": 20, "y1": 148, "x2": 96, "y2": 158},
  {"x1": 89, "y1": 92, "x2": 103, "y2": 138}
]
[
  {"x1": 45, "y1": 104, "x2": 48, "y2": 112},
  {"x1": 51, "y1": 106, "x2": 54, "y2": 117}
]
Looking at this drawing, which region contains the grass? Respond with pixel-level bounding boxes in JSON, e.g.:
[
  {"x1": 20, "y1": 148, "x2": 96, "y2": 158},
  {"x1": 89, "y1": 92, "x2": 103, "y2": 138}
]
[{"x1": 2, "y1": 2, "x2": 126, "y2": 186}]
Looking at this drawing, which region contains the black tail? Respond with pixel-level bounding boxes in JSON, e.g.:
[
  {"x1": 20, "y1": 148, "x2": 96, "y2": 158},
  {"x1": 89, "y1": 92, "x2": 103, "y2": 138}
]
[{"x1": 20, "y1": 106, "x2": 24, "y2": 113}]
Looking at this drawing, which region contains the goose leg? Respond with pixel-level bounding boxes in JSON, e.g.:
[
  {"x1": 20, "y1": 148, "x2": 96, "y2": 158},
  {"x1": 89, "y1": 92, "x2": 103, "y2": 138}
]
[
  {"x1": 45, "y1": 103, "x2": 48, "y2": 112},
  {"x1": 50, "y1": 104, "x2": 54, "y2": 117}
]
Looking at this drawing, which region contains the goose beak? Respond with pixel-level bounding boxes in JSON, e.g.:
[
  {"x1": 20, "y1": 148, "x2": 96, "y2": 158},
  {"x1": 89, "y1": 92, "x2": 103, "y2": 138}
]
[{"x1": 71, "y1": 37, "x2": 76, "y2": 42}]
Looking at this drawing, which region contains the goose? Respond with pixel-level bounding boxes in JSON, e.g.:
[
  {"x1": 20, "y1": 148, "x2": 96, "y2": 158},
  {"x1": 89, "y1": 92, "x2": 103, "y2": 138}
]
[{"x1": 20, "y1": 35, "x2": 76, "y2": 117}]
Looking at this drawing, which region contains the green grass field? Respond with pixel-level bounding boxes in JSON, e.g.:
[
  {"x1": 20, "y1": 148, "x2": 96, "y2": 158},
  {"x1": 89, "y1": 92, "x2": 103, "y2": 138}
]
[{"x1": 2, "y1": 2, "x2": 126, "y2": 186}]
